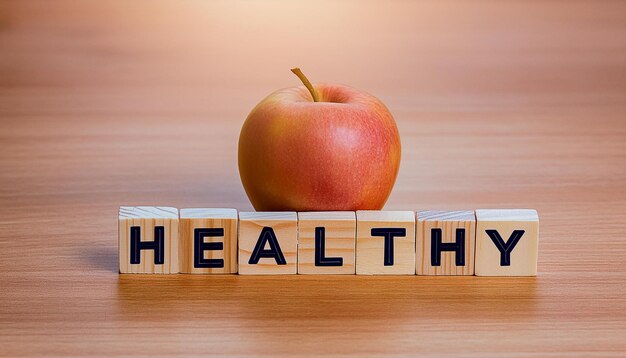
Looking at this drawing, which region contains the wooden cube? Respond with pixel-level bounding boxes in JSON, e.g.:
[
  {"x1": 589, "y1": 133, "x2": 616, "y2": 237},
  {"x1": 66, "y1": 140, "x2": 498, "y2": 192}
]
[
  {"x1": 355, "y1": 211, "x2": 415, "y2": 275},
  {"x1": 179, "y1": 208, "x2": 238, "y2": 274},
  {"x1": 475, "y1": 209, "x2": 539, "y2": 276},
  {"x1": 297, "y1": 212, "x2": 356, "y2": 274},
  {"x1": 238, "y1": 212, "x2": 298, "y2": 275},
  {"x1": 118, "y1": 206, "x2": 179, "y2": 274},
  {"x1": 416, "y1": 210, "x2": 475, "y2": 275}
]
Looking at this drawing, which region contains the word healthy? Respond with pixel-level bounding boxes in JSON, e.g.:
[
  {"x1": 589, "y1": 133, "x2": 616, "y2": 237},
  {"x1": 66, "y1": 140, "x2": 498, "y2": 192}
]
[{"x1": 119, "y1": 207, "x2": 539, "y2": 276}]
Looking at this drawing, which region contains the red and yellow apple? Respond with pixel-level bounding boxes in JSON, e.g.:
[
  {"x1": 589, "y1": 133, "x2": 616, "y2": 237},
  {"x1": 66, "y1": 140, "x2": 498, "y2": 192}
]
[{"x1": 238, "y1": 68, "x2": 401, "y2": 211}]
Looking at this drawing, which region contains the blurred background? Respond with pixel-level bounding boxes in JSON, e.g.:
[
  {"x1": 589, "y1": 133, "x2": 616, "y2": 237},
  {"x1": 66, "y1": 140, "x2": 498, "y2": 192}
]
[{"x1": 0, "y1": 0, "x2": 624, "y2": 210}]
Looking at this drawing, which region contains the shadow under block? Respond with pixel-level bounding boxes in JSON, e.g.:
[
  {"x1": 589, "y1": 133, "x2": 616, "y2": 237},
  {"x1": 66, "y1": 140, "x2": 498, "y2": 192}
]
[
  {"x1": 179, "y1": 208, "x2": 238, "y2": 274},
  {"x1": 356, "y1": 211, "x2": 416, "y2": 275},
  {"x1": 238, "y1": 212, "x2": 298, "y2": 275},
  {"x1": 297, "y1": 212, "x2": 356, "y2": 274},
  {"x1": 118, "y1": 206, "x2": 179, "y2": 274},
  {"x1": 416, "y1": 210, "x2": 476, "y2": 275},
  {"x1": 474, "y1": 209, "x2": 539, "y2": 276}
]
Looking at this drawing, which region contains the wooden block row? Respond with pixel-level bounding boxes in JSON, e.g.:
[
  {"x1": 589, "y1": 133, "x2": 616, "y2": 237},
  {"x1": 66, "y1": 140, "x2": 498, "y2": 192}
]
[{"x1": 119, "y1": 207, "x2": 539, "y2": 276}]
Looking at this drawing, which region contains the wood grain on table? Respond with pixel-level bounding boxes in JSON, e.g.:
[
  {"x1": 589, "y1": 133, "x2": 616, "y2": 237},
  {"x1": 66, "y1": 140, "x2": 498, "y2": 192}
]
[{"x1": 1, "y1": 1, "x2": 625, "y2": 356}]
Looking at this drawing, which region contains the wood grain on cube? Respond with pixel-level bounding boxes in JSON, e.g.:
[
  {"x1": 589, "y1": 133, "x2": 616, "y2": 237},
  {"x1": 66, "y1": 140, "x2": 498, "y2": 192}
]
[
  {"x1": 238, "y1": 212, "x2": 298, "y2": 275},
  {"x1": 416, "y1": 210, "x2": 475, "y2": 275},
  {"x1": 475, "y1": 209, "x2": 539, "y2": 276},
  {"x1": 179, "y1": 208, "x2": 238, "y2": 274},
  {"x1": 118, "y1": 206, "x2": 179, "y2": 274},
  {"x1": 355, "y1": 211, "x2": 416, "y2": 275},
  {"x1": 297, "y1": 212, "x2": 356, "y2": 274}
]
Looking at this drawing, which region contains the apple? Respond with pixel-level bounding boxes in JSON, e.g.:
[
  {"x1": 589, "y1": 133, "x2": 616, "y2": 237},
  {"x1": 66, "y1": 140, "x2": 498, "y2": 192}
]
[{"x1": 238, "y1": 68, "x2": 401, "y2": 211}]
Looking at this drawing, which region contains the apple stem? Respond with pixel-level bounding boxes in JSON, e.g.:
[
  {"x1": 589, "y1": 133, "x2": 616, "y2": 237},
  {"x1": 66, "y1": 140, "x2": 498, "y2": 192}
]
[{"x1": 291, "y1": 68, "x2": 320, "y2": 102}]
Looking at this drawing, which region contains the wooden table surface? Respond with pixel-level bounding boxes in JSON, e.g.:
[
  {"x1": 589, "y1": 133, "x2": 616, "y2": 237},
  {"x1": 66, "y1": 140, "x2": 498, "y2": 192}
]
[{"x1": 1, "y1": 1, "x2": 625, "y2": 356}]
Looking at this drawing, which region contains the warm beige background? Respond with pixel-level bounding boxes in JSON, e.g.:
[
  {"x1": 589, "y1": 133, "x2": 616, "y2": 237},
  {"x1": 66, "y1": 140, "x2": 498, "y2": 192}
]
[{"x1": 1, "y1": 1, "x2": 625, "y2": 356}]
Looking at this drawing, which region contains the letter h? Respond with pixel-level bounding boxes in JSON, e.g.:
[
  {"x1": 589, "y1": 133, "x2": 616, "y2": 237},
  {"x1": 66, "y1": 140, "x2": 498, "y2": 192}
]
[
  {"x1": 431, "y1": 228, "x2": 465, "y2": 266},
  {"x1": 130, "y1": 226, "x2": 164, "y2": 265}
]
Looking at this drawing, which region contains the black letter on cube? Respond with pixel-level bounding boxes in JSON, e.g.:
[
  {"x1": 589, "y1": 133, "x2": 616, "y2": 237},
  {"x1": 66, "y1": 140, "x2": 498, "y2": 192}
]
[
  {"x1": 194, "y1": 228, "x2": 225, "y2": 268},
  {"x1": 485, "y1": 229, "x2": 525, "y2": 266},
  {"x1": 248, "y1": 227, "x2": 287, "y2": 265},
  {"x1": 431, "y1": 228, "x2": 465, "y2": 266},
  {"x1": 130, "y1": 226, "x2": 164, "y2": 265},
  {"x1": 371, "y1": 228, "x2": 406, "y2": 266},
  {"x1": 315, "y1": 227, "x2": 343, "y2": 266}
]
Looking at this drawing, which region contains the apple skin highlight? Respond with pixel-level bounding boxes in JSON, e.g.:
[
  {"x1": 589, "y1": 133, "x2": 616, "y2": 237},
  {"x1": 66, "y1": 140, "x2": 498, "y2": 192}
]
[{"x1": 238, "y1": 83, "x2": 401, "y2": 211}]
